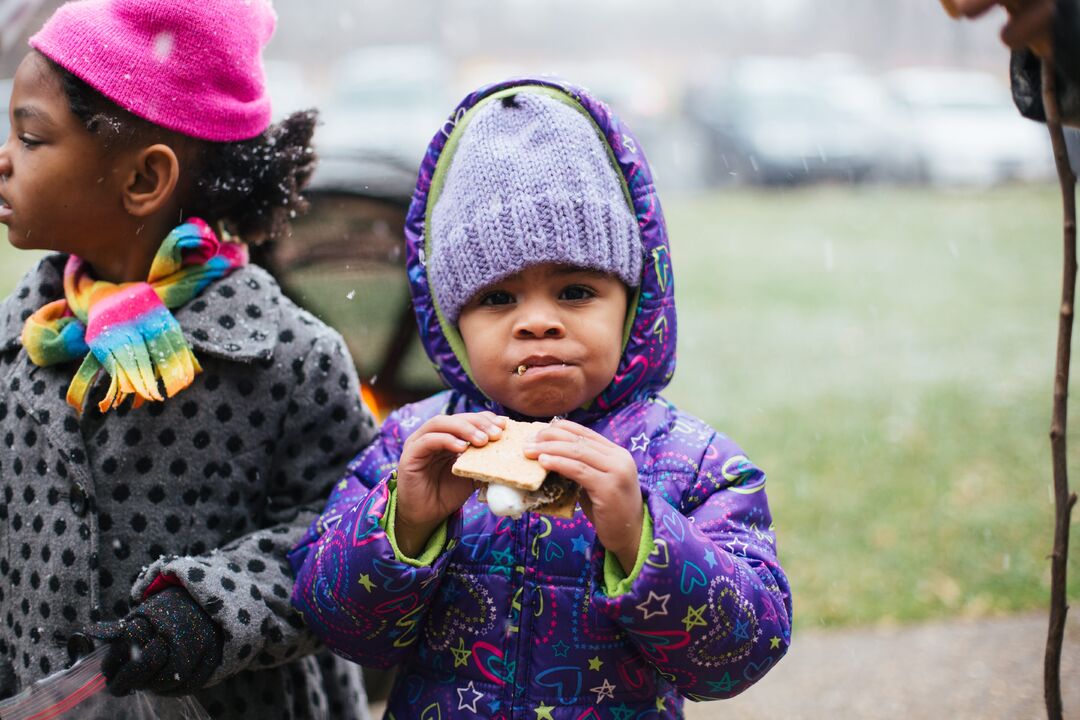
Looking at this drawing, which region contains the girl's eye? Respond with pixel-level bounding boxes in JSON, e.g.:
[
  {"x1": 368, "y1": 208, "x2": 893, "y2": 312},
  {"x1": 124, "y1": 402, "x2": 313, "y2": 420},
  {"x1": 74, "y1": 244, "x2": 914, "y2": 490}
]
[
  {"x1": 18, "y1": 135, "x2": 42, "y2": 149},
  {"x1": 560, "y1": 284, "x2": 596, "y2": 301},
  {"x1": 478, "y1": 290, "x2": 514, "y2": 306}
]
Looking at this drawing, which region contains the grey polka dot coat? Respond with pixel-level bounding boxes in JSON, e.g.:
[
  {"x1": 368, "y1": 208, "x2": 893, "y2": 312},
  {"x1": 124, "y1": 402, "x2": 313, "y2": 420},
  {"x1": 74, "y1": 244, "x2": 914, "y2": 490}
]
[{"x1": 0, "y1": 255, "x2": 377, "y2": 719}]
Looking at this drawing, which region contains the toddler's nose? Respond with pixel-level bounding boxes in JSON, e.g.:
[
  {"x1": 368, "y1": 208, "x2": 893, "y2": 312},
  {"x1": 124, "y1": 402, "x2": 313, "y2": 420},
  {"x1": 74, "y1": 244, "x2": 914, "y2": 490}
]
[{"x1": 513, "y1": 304, "x2": 565, "y2": 339}]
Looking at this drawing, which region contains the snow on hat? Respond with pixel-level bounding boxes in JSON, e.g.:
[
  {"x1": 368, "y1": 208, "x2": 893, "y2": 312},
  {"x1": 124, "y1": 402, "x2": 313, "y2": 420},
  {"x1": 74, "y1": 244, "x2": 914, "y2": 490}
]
[{"x1": 30, "y1": 0, "x2": 276, "y2": 142}]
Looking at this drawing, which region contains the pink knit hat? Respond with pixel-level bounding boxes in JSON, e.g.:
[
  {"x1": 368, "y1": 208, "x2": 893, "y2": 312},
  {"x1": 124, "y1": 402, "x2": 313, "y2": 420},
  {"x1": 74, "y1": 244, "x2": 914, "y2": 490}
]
[{"x1": 29, "y1": 0, "x2": 276, "y2": 142}]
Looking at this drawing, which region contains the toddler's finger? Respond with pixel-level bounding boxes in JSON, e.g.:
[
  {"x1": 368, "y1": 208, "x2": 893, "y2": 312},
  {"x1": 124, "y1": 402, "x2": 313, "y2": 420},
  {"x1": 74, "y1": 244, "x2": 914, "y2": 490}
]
[
  {"x1": 478, "y1": 411, "x2": 508, "y2": 428},
  {"x1": 542, "y1": 418, "x2": 612, "y2": 445},
  {"x1": 408, "y1": 431, "x2": 472, "y2": 455},
  {"x1": 528, "y1": 439, "x2": 606, "y2": 469},
  {"x1": 535, "y1": 448, "x2": 608, "y2": 489},
  {"x1": 530, "y1": 423, "x2": 592, "y2": 447},
  {"x1": 530, "y1": 426, "x2": 620, "y2": 460},
  {"x1": 424, "y1": 414, "x2": 503, "y2": 443}
]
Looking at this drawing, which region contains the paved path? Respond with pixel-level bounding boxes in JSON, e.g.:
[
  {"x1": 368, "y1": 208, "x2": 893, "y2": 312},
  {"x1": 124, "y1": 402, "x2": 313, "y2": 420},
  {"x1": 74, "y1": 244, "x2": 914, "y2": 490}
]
[
  {"x1": 705, "y1": 612, "x2": 1079, "y2": 719},
  {"x1": 367, "y1": 612, "x2": 1079, "y2": 719}
]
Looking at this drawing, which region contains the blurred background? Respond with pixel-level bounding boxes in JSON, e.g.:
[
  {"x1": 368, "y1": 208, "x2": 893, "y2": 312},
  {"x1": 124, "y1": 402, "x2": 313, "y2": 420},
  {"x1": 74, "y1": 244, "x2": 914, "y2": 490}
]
[{"x1": 2, "y1": 0, "x2": 1079, "y2": 715}]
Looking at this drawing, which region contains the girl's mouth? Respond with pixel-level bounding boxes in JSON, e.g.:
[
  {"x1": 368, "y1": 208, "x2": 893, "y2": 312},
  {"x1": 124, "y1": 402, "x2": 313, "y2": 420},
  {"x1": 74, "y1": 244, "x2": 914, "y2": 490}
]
[{"x1": 0, "y1": 201, "x2": 11, "y2": 222}]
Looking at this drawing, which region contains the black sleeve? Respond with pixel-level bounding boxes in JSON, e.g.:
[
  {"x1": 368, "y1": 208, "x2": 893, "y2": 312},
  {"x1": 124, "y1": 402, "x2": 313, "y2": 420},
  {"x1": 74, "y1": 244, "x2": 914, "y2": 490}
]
[{"x1": 1009, "y1": 0, "x2": 1080, "y2": 126}]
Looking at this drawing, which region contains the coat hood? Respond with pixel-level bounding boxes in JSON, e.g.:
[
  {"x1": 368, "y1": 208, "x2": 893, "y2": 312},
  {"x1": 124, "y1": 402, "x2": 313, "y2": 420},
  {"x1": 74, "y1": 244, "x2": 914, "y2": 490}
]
[{"x1": 405, "y1": 77, "x2": 676, "y2": 422}]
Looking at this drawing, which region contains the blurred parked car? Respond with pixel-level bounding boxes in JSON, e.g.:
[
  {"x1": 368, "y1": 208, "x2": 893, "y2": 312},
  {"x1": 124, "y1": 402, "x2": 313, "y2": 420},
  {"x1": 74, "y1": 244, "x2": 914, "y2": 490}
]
[
  {"x1": 885, "y1": 67, "x2": 1054, "y2": 186},
  {"x1": 317, "y1": 45, "x2": 453, "y2": 165},
  {"x1": 686, "y1": 56, "x2": 885, "y2": 186},
  {"x1": 251, "y1": 149, "x2": 442, "y2": 419},
  {"x1": 814, "y1": 56, "x2": 924, "y2": 184}
]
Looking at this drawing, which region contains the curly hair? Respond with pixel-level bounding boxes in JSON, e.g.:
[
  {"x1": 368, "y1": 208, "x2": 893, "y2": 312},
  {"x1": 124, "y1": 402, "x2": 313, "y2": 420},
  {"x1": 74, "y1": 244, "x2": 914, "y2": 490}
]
[{"x1": 48, "y1": 56, "x2": 316, "y2": 243}]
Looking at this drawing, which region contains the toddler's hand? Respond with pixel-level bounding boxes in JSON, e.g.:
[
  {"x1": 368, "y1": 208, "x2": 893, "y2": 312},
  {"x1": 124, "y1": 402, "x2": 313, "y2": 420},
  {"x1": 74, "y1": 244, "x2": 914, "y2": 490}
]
[
  {"x1": 394, "y1": 412, "x2": 506, "y2": 556},
  {"x1": 525, "y1": 419, "x2": 643, "y2": 573}
]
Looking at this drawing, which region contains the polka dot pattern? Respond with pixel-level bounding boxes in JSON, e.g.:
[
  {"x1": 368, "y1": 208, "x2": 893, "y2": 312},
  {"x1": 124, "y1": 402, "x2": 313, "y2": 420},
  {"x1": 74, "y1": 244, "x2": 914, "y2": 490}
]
[{"x1": 0, "y1": 256, "x2": 377, "y2": 718}]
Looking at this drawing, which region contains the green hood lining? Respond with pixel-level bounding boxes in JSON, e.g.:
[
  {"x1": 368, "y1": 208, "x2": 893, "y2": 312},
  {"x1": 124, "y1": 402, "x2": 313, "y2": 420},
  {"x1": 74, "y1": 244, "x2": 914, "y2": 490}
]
[{"x1": 424, "y1": 84, "x2": 641, "y2": 405}]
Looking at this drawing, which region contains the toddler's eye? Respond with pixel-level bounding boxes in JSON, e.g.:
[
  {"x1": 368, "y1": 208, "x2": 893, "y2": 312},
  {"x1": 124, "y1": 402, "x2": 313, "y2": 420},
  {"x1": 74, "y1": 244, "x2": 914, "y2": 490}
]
[
  {"x1": 560, "y1": 285, "x2": 596, "y2": 301},
  {"x1": 18, "y1": 135, "x2": 42, "y2": 149},
  {"x1": 478, "y1": 290, "x2": 514, "y2": 306}
]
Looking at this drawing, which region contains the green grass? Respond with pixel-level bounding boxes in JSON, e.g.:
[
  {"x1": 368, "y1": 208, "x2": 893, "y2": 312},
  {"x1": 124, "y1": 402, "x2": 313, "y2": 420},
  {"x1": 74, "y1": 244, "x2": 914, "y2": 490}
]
[
  {"x1": 662, "y1": 184, "x2": 1079, "y2": 628},
  {"x1": 2, "y1": 184, "x2": 1076, "y2": 630}
]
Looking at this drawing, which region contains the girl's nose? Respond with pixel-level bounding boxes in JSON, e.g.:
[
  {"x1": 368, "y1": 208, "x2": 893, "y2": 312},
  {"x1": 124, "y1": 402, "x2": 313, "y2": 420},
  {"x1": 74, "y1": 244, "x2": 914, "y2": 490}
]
[{"x1": 512, "y1": 301, "x2": 566, "y2": 339}]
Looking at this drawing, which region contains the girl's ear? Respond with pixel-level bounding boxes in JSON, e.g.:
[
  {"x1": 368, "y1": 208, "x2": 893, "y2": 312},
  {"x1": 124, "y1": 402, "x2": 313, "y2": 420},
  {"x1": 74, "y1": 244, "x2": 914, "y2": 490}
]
[{"x1": 122, "y1": 144, "x2": 180, "y2": 218}]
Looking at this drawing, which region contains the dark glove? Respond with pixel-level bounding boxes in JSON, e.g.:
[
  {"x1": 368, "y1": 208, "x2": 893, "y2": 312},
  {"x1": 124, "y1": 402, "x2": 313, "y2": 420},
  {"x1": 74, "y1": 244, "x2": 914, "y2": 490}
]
[{"x1": 84, "y1": 586, "x2": 223, "y2": 696}]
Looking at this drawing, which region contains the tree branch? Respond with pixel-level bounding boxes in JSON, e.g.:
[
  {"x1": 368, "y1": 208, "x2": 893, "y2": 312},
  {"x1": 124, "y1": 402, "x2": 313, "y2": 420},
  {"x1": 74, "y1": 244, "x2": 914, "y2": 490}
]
[{"x1": 1041, "y1": 54, "x2": 1078, "y2": 720}]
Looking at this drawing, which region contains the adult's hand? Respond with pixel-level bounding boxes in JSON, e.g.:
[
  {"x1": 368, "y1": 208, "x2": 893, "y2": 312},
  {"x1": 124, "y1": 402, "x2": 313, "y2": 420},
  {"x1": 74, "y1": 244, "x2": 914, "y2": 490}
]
[{"x1": 949, "y1": 0, "x2": 1054, "y2": 55}]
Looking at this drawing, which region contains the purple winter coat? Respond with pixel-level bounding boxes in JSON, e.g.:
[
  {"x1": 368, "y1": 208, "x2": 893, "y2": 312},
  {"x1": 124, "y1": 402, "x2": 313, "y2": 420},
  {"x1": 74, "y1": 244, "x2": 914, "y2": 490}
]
[{"x1": 290, "y1": 77, "x2": 792, "y2": 719}]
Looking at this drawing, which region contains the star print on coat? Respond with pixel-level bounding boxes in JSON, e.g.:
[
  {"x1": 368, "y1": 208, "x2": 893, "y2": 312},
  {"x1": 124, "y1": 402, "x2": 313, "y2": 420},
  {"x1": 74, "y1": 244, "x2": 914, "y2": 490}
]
[
  {"x1": 591, "y1": 678, "x2": 617, "y2": 703},
  {"x1": 457, "y1": 681, "x2": 484, "y2": 711},
  {"x1": 636, "y1": 592, "x2": 670, "y2": 619},
  {"x1": 682, "y1": 604, "x2": 708, "y2": 632},
  {"x1": 451, "y1": 638, "x2": 472, "y2": 667},
  {"x1": 289, "y1": 77, "x2": 792, "y2": 720}
]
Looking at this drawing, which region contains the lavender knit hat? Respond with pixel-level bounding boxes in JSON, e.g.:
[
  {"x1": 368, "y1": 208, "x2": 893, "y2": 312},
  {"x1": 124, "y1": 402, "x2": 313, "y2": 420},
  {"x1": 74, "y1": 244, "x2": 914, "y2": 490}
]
[
  {"x1": 429, "y1": 92, "x2": 642, "y2": 323},
  {"x1": 30, "y1": 0, "x2": 276, "y2": 142}
]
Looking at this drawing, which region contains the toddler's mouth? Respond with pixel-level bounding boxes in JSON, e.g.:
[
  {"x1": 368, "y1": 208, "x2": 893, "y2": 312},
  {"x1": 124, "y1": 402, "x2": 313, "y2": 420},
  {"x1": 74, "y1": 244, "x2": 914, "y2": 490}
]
[{"x1": 513, "y1": 356, "x2": 570, "y2": 376}]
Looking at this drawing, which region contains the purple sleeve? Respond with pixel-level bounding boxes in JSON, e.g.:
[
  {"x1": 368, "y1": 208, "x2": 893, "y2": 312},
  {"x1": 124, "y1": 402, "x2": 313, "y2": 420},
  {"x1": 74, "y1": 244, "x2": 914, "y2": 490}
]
[
  {"x1": 594, "y1": 440, "x2": 791, "y2": 700},
  {"x1": 289, "y1": 410, "x2": 459, "y2": 667}
]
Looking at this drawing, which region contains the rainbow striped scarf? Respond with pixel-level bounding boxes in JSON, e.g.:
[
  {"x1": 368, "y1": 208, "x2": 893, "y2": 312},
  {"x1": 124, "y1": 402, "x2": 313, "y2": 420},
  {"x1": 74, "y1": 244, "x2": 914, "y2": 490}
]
[{"x1": 21, "y1": 218, "x2": 248, "y2": 414}]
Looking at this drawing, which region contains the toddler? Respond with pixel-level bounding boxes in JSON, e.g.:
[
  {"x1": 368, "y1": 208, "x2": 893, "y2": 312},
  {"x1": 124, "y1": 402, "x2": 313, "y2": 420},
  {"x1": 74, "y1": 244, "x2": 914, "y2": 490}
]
[{"x1": 291, "y1": 78, "x2": 791, "y2": 718}]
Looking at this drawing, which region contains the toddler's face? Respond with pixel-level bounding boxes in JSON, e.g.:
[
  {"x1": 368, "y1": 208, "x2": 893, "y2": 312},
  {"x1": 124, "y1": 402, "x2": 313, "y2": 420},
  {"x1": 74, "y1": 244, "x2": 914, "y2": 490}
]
[
  {"x1": 457, "y1": 263, "x2": 629, "y2": 418},
  {"x1": 0, "y1": 53, "x2": 127, "y2": 258}
]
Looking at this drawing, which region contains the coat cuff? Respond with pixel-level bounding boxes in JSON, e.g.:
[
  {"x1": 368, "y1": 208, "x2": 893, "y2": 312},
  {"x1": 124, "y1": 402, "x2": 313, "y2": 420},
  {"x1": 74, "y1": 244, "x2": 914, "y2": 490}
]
[
  {"x1": 380, "y1": 478, "x2": 450, "y2": 567},
  {"x1": 133, "y1": 520, "x2": 315, "y2": 687},
  {"x1": 601, "y1": 503, "x2": 654, "y2": 597}
]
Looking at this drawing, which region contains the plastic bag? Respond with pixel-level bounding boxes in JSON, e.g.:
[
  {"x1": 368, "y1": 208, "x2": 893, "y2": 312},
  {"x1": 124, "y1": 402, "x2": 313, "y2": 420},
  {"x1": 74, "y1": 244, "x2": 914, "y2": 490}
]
[{"x1": 0, "y1": 646, "x2": 210, "y2": 720}]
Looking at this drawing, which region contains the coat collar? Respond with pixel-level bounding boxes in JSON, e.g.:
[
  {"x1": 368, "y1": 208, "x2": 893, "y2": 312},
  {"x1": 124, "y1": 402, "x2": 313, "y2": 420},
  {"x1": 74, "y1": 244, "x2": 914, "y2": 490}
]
[{"x1": 0, "y1": 253, "x2": 280, "y2": 362}]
